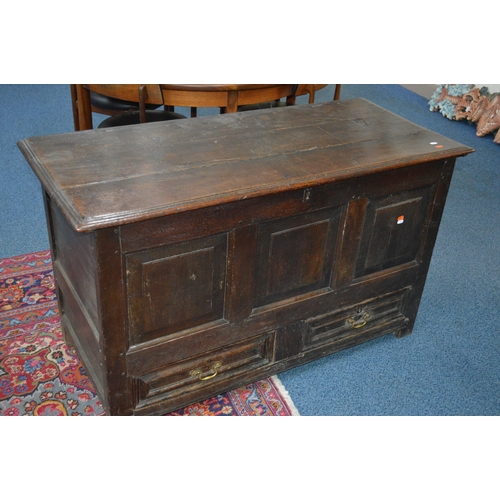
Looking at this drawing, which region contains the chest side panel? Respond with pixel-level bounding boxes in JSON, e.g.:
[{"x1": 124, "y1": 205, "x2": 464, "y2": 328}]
[{"x1": 44, "y1": 198, "x2": 107, "y2": 399}]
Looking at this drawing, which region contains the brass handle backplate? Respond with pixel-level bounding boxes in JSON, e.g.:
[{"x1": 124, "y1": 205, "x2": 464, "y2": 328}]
[
  {"x1": 190, "y1": 361, "x2": 222, "y2": 381},
  {"x1": 347, "y1": 312, "x2": 370, "y2": 329}
]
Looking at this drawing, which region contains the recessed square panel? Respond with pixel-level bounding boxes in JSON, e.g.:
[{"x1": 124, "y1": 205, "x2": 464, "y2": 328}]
[
  {"x1": 254, "y1": 207, "x2": 341, "y2": 307},
  {"x1": 355, "y1": 186, "x2": 434, "y2": 277},
  {"x1": 142, "y1": 248, "x2": 215, "y2": 333},
  {"x1": 126, "y1": 234, "x2": 227, "y2": 344},
  {"x1": 364, "y1": 198, "x2": 422, "y2": 271},
  {"x1": 267, "y1": 222, "x2": 330, "y2": 296}
]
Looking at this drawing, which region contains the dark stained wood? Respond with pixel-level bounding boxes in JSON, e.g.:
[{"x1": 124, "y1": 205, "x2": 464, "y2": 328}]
[
  {"x1": 126, "y1": 233, "x2": 228, "y2": 344},
  {"x1": 253, "y1": 207, "x2": 341, "y2": 307},
  {"x1": 18, "y1": 99, "x2": 473, "y2": 415},
  {"x1": 355, "y1": 184, "x2": 434, "y2": 277},
  {"x1": 19, "y1": 99, "x2": 470, "y2": 232},
  {"x1": 333, "y1": 198, "x2": 368, "y2": 289},
  {"x1": 225, "y1": 225, "x2": 259, "y2": 323}
]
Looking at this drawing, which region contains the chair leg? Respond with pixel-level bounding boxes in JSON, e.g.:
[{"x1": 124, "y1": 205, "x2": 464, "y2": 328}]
[
  {"x1": 74, "y1": 84, "x2": 93, "y2": 130},
  {"x1": 70, "y1": 84, "x2": 80, "y2": 131},
  {"x1": 334, "y1": 84, "x2": 342, "y2": 100}
]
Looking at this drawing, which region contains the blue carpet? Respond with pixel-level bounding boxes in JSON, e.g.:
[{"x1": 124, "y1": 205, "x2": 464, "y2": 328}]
[
  {"x1": 281, "y1": 85, "x2": 500, "y2": 415},
  {"x1": 1, "y1": 84, "x2": 499, "y2": 415}
]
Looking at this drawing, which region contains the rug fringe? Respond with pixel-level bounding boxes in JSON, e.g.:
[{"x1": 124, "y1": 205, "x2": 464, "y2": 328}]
[{"x1": 271, "y1": 375, "x2": 300, "y2": 416}]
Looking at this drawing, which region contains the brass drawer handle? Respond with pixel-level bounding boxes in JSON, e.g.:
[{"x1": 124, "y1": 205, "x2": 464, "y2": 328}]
[
  {"x1": 347, "y1": 312, "x2": 370, "y2": 329},
  {"x1": 190, "y1": 361, "x2": 222, "y2": 381}
]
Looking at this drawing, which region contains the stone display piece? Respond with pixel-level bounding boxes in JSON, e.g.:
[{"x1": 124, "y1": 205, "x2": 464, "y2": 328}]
[{"x1": 429, "y1": 84, "x2": 500, "y2": 144}]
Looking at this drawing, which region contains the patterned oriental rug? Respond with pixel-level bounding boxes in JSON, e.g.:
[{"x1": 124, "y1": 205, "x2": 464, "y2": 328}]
[{"x1": 0, "y1": 251, "x2": 299, "y2": 416}]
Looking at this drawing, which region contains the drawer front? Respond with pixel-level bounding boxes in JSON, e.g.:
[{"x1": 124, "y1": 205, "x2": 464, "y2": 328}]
[
  {"x1": 303, "y1": 289, "x2": 409, "y2": 349},
  {"x1": 133, "y1": 332, "x2": 275, "y2": 411}
]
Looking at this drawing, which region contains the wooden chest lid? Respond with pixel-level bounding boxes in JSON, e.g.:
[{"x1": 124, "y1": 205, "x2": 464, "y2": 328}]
[{"x1": 18, "y1": 98, "x2": 473, "y2": 232}]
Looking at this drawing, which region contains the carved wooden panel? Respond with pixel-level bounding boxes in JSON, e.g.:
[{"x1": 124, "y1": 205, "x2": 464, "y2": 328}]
[
  {"x1": 126, "y1": 233, "x2": 228, "y2": 345},
  {"x1": 303, "y1": 289, "x2": 409, "y2": 350},
  {"x1": 355, "y1": 186, "x2": 434, "y2": 278},
  {"x1": 133, "y1": 332, "x2": 275, "y2": 414},
  {"x1": 254, "y1": 207, "x2": 342, "y2": 308}
]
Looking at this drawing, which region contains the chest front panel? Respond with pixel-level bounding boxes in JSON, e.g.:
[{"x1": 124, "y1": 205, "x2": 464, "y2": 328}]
[{"x1": 118, "y1": 160, "x2": 449, "y2": 414}]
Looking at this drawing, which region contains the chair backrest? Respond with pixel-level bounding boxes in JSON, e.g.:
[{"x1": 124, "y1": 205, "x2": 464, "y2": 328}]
[
  {"x1": 72, "y1": 84, "x2": 164, "y2": 130},
  {"x1": 137, "y1": 85, "x2": 164, "y2": 123},
  {"x1": 158, "y1": 84, "x2": 298, "y2": 114},
  {"x1": 71, "y1": 84, "x2": 342, "y2": 130},
  {"x1": 294, "y1": 84, "x2": 341, "y2": 103},
  {"x1": 295, "y1": 84, "x2": 318, "y2": 103}
]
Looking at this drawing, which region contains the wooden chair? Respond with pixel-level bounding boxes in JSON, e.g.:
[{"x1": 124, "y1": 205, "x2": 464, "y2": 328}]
[
  {"x1": 295, "y1": 84, "x2": 341, "y2": 103},
  {"x1": 236, "y1": 84, "x2": 341, "y2": 112},
  {"x1": 236, "y1": 84, "x2": 301, "y2": 112},
  {"x1": 71, "y1": 84, "x2": 186, "y2": 131},
  {"x1": 158, "y1": 84, "x2": 301, "y2": 117}
]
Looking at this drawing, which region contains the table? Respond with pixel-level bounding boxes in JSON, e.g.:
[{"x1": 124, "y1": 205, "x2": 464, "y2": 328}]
[
  {"x1": 72, "y1": 84, "x2": 332, "y2": 129},
  {"x1": 18, "y1": 99, "x2": 473, "y2": 415},
  {"x1": 158, "y1": 84, "x2": 329, "y2": 116}
]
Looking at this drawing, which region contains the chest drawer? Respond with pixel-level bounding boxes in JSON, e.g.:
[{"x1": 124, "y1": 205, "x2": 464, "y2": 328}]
[
  {"x1": 132, "y1": 331, "x2": 275, "y2": 414},
  {"x1": 303, "y1": 289, "x2": 410, "y2": 350}
]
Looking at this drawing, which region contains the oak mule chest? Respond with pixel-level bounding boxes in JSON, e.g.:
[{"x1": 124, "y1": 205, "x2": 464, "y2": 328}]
[{"x1": 18, "y1": 98, "x2": 473, "y2": 415}]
